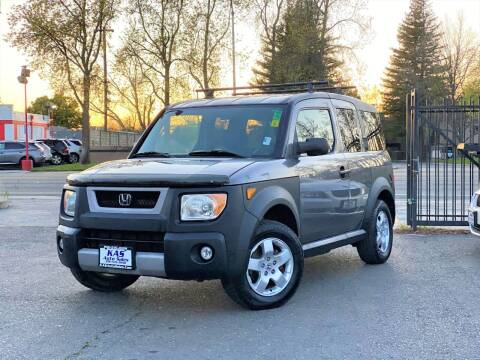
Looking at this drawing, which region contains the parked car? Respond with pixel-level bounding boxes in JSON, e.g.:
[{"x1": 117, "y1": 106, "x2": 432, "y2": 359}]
[
  {"x1": 0, "y1": 141, "x2": 46, "y2": 167},
  {"x1": 468, "y1": 192, "x2": 480, "y2": 235},
  {"x1": 34, "y1": 141, "x2": 52, "y2": 163},
  {"x1": 37, "y1": 139, "x2": 70, "y2": 165},
  {"x1": 64, "y1": 139, "x2": 82, "y2": 163},
  {"x1": 56, "y1": 86, "x2": 395, "y2": 310}
]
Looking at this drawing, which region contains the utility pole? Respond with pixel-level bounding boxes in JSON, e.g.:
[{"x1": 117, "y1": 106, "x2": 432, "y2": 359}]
[
  {"x1": 101, "y1": 28, "x2": 113, "y2": 131},
  {"x1": 17, "y1": 66, "x2": 32, "y2": 171},
  {"x1": 230, "y1": 0, "x2": 237, "y2": 96}
]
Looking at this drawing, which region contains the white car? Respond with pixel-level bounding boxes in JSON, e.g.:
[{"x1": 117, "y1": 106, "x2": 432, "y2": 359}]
[
  {"x1": 468, "y1": 191, "x2": 480, "y2": 235},
  {"x1": 34, "y1": 141, "x2": 53, "y2": 162},
  {"x1": 64, "y1": 139, "x2": 83, "y2": 163}
]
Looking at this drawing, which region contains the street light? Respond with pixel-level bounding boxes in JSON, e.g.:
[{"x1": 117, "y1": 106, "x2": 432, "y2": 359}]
[
  {"x1": 45, "y1": 102, "x2": 57, "y2": 138},
  {"x1": 17, "y1": 65, "x2": 32, "y2": 171}
]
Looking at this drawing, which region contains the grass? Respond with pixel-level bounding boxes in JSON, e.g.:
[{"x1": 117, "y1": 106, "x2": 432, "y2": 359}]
[
  {"x1": 32, "y1": 163, "x2": 98, "y2": 172},
  {"x1": 394, "y1": 222, "x2": 470, "y2": 235}
]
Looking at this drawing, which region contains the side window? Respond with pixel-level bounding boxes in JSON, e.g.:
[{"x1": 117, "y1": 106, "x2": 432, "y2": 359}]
[
  {"x1": 295, "y1": 109, "x2": 335, "y2": 152},
  {"x1": 5, "y1": 142, "x2": 24, "y2": 150},
  {"x1": 360, "y1": 111, "x2": 386, "y2": 151},
  {"x1": 0, "y1": 143, "x2": 4, "y2": 150},
  {"x1": 335, "y1": 108, "x2": 361, "y2": 152}
]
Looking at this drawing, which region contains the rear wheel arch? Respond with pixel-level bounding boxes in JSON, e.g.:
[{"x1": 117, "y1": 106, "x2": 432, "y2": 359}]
[
  {"x1": 378, "y1": 189, "x2": 395, "y2": 224},
  {"x1": 363, "y1": 178, "x2": 395, "y2": 228}
]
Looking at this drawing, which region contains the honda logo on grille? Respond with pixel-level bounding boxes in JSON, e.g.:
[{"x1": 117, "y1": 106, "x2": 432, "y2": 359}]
[{"x1": 118, "y1": 193, "x2": 132, "y2": 207}]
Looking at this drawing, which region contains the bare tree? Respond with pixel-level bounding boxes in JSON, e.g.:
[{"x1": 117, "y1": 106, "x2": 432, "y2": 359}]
[
  {"x1": 253, "y1": 0, "x2": 285, "y2": 83},
  {"x1": 126, "y1": 0, "x2": 185, "y2": 107},
  {"x1": 442, "y1": 13, "x2": 479, "y2": 101},
  {"x1": 8, "y1": 0, "x2": 118, "y2": 163},
  {"x1": 184, "y1": 0, "x2": 232, "y2": 90}
]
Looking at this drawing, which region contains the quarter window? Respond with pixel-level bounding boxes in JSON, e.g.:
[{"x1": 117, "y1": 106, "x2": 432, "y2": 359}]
[
  {"x1": 295, "y1": 109, "x2": 335, "y2": 152},
  {"x1": 335, "y1": 108, "x2": 361, "y2": 152},
  {"x1": 360, "y1": 111, "x2": 386, "y2": 151}
]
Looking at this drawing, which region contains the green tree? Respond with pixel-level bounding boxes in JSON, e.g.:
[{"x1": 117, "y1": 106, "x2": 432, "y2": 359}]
[
  {"x1": 8, "y1": 0, "x2": 119, "y2": 163},
  {"x1": 382, "y1": 0, "x2": 446, "y2": 138},
  {"x1": 253, "y1": 0, "x2": 370, "y2": 86},
  {"x1": 29, "y1": 94, "x2": 82, "y2": 129}
]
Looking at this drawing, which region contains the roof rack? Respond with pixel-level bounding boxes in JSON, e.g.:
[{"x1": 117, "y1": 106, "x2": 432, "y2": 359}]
[{"x1": 195, "y1": 81, "x2": 356, "y2": 98}]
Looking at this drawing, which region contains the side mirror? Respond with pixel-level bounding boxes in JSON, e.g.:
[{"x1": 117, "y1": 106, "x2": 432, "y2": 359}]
[{"x1": 297, "y1": 138, "x2": 329, "y2": 156}]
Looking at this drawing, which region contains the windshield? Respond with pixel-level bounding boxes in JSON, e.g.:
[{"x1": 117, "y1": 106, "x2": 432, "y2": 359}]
[{"x1": 135, "y1": 106, "x2": 286, "y2": 158}]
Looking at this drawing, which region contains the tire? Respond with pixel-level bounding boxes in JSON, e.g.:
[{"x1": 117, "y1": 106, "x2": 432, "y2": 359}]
[
  {"x1": 69, "y1": 153, "x2": 79, "y2": 164},
  {"x1": 70, "y1": 268, "x2": 139, "y2": 292},
  {"x1": 222, "y1": 220, "x2": 303, "y2": 310},
  {"x1": 357, "y1": 200, "x2": 393, "y2": 264},
  {"x1": 51, "y1": 154, "x2": 63, "y2": 165}
]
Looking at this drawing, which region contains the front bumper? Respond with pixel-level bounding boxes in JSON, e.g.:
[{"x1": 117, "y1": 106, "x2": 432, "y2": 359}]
[
  {"x1": 57, "y1": 225, "x2": 229, "y2": 280},
  {"x1": 468, "y1": 208, "x2": 480, "y2": 236}
]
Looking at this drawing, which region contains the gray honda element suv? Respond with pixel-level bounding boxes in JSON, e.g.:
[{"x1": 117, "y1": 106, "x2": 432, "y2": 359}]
[{"x1": 57, "y1": 89, "x2": 395, "y2": 310}]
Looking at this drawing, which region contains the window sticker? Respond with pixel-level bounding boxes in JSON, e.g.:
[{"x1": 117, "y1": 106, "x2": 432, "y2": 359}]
[
  {"x1": 271, "y1": 110, "x2": 282, "y2": 127},
  {"x1": 262, "y1": 137, "x2": 272, "y2": 146}
]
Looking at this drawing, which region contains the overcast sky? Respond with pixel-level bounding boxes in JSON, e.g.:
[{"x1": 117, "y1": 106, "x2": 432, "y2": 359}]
[{"x1": 1, "y1": 0, "x2": 479, "y2": 112}]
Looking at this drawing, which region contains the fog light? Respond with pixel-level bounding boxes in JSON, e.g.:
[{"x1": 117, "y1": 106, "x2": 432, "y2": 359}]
[
  {"x1": 200, "y1": 246, "x2": 213, "y2": 261},
  {"x1": 58, "y1": 238, "x2": 64, "y2": 253}
]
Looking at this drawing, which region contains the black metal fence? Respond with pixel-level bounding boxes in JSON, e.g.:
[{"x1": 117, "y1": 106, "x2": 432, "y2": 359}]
[{"x1": 406, "y1": 89, "x2": 480, "y2": 228}]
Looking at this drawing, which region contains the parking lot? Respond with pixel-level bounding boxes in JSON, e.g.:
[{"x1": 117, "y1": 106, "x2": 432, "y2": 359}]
[{"x1": 1, "y1": 164, "x2": 480, "y2": 359}]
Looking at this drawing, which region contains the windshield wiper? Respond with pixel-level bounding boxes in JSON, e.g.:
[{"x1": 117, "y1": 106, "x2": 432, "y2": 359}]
[
  {"x1": 188, "y1": 149, "x2": 244, "y2": 158},
  {"x1": 132, "y1": 151, "x2": 171, "y2": 158}
]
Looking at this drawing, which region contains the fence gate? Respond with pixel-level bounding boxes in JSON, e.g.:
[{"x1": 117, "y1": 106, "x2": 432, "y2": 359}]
[{"x1": 406, "y1": 89, "x2": 480, "y2": 228}]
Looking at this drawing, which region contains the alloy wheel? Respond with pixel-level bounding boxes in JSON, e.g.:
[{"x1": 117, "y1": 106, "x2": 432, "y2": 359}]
[
  {"x1": 246, "y1": 237, "x2": 294, "y2": 297},
  {"x1": 376, "y1": 210, "x2": 390, "y2": 254}
]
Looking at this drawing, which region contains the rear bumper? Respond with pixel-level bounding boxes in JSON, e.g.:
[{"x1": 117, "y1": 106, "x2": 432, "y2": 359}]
[{"x1": 57, "y1": 225, "x2": 228, "y2": 280}]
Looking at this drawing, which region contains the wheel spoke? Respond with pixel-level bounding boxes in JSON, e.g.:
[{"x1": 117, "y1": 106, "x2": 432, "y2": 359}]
[
  {"x1": 261, "y1": 239, "x2": 274, "y2": 258},
  {"x1": 271, "y1": 271, "x2": 288, "y2": 289},
  {"x1": 248, "y1": 258, "x2": 262, "y2": 271},
  {"x1": 254, "y1": 275, "x2": 269, "y2": 293},
  {"x1": 274, "y1": 249, "x2": 291, "y2": 267}
]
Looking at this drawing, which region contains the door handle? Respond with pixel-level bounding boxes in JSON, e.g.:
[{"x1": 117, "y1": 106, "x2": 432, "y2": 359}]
[{"x1": 339, "y1": 166, "x2": 351, "y2": 178}]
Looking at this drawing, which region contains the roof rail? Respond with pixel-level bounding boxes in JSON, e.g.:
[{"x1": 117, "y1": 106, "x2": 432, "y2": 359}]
[{"x1": 195, "y1": 81, "x2": 356, "y2": 98}]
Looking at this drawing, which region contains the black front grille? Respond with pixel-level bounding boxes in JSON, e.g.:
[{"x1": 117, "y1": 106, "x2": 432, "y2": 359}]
[
  {"x1": 82, "y1": 229, "x2": 164, "y2": 252},
  {"x1": 95, "y1": 190, "x2": 160, "y2": 209}
]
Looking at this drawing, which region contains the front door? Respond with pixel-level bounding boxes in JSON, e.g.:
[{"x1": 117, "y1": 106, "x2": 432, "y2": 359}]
[{"x1": 293, "y1": 106, "x2": 350, "y2": 243}]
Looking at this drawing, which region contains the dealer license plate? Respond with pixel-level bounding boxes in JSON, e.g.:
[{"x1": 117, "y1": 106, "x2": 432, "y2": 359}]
[{"x1": 99, "y1": 246, "x2": 133, "y2": 270}]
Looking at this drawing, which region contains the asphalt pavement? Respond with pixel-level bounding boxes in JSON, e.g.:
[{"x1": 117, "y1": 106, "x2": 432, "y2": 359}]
[
  {"x1": 1, "y1": 218, "x2": 480, "y2": 359},
  {"x1": 1, "y1": 163, "x2": 480, "y2": 359}
]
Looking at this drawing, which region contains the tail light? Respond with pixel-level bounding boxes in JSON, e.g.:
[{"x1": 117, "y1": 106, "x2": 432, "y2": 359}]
[{"x1": 63, "y1": 147, "x2": 69, "y2": 154}]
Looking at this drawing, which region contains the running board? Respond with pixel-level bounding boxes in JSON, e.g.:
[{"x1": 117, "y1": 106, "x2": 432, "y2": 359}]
[{"x1": 302, "y1": 229, "x2": 367, "y2": 257}]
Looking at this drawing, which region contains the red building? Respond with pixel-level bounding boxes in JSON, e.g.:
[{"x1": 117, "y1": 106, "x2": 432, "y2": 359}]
[{"x1": 0, "y1": 104, "x2": 49, "y2": 141}]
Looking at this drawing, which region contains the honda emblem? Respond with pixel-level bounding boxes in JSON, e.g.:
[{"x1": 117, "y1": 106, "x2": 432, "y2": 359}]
[{"x1": 118, "y1": 193, "x2": 132, "y2": 207}]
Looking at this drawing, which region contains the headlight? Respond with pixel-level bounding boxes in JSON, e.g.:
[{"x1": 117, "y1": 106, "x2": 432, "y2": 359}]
[
  {"x1": 63, "y1": 190, "x2": 77, "y2": 217},
  {"x1": 471, "y1": 193, "x2": 479, "y2": 208},
  {"x1": 180, "y1": 194, "x2": 227, "y2": 221}
]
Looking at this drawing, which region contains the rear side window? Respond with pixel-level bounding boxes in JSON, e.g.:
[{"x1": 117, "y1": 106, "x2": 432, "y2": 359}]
[
  {"x1": 5, "y1": 142, "x2": 24, "y2": 150},
  {"x1": 335, "y1": 108, "x2": 361, "y2": 152},
  {"x1": 360, "y1": 111, "x2": 386, "y2": 151},
  {"x1": 295, "y1": 109, "x2": 335, "y2": 152}
]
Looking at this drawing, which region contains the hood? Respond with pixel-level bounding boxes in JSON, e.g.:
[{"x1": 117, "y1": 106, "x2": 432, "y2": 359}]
[{"x1": 67, "y1": 158, "x2": 255, "y2": 187}]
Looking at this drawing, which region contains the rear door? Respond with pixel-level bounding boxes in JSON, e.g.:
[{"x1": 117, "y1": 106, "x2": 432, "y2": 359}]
[
  {"x1": 4, "y1": 142, "x2": 25, "y2": 164},
  {"x1": 292, "y1": 99, "x2": 350, "y2": 243},
  {"x1": 332, "y1": 100, "x2": 372, "y2": 232}
]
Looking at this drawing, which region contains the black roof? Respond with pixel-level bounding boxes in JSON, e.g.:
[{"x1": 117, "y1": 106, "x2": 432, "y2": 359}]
[{"x1": 169, "y1": 92, "x2": 376, "y2": 112}]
